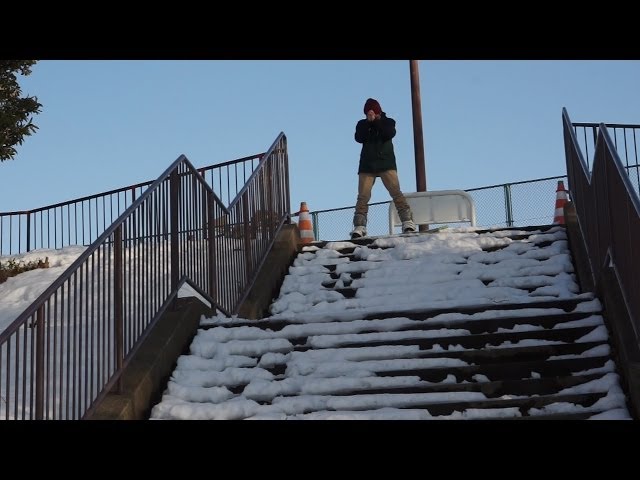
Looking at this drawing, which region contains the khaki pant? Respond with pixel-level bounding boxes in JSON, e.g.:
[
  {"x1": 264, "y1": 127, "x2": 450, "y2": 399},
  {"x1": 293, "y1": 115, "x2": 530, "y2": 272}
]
[{"x1": 354, "y1": 170, "x2": 412, "y2": 225}]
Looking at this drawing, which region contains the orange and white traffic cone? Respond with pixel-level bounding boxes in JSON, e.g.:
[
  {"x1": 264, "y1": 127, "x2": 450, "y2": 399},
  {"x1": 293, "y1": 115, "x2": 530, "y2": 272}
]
[
  {"x1": 553, "y1": 180, "x2": 569, "y2": 224},
  {"x1": 298, "y1": 202, "x2": 314, "y2": 244}
]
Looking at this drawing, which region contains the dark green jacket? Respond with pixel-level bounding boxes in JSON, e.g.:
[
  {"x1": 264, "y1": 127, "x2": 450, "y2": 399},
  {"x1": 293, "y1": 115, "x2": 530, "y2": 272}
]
[{"x1": 354, "y1": 112, "x2": 397, "y2": 174}]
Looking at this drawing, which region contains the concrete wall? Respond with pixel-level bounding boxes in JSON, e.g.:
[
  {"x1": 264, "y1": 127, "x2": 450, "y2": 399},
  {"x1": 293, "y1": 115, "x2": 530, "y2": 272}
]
[
  {"x1": 237, "y1": 224, "x2": 301, "y2": 319},
  {"x1": 87, "y1": 297, "x2": 212, "y2": 420}
]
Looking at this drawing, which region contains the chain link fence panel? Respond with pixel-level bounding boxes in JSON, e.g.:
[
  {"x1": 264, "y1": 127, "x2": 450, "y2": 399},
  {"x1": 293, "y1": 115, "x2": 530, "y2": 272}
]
[{"x1": 296, "y1": 176, "x2": 568, "y2": 241}]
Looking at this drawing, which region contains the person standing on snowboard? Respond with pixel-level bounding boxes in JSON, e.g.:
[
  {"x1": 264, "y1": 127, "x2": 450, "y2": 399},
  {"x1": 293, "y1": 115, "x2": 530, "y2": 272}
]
[{"x1": 350, "y1": 97, "x2": 416, "y2": 239}]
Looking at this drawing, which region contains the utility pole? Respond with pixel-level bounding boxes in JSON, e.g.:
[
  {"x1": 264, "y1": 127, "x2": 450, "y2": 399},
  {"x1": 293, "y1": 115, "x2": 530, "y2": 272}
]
[
  {"x1": 410, "y1": 60, "x2": 428, "y2": 231},
  {"x1": 410, "y1": 60, "x2": 427, "y2": 192}
]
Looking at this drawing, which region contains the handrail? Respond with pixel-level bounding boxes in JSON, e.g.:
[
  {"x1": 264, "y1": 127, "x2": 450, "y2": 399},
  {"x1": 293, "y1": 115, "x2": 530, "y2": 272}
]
[
  {"x1": 572, "y1": 121, "x2": 640, "y2": 129},
  {"x1": 601, "y1": 127, "x2": 640, "y2": 213},
  {"x1": 0, "y1": 178, "x2": 162, "y2": 217},
  {"x1": 569, "y1": 121, "x2": 640, "y2": 191},
  {"x1": 222, "y1": 132, "x2": 290, "y2": 312},
  {"x1": 0, "y1": 133, "x2": 290, "y2": 419},
  {"x1": 0, "y1": 152, "x2": 265, "y2": 256},
  {"x1": 562, "y1": 106, "x2": 640, "y2": 350},
  {"x1": 1, "y1": 156, "x2": 222, "y2": 341},
  {"x1": 0, "y1": 155, "x2": 226, "y2": 420},
  {"x1": 228, "y1": 133, "x2": 286, "y2": 210},
  {"x1": 1, "y1": 154, "x2": 265, "y2": 217}
]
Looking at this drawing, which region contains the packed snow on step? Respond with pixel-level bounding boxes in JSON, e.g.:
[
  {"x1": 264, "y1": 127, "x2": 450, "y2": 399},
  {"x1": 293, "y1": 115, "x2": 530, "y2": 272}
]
[{"x1": 150, "y1": 227, "x2": 632, "y2": 420}]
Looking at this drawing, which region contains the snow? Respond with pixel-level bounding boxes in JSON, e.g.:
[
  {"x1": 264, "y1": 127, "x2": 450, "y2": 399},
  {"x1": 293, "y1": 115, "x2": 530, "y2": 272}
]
[
  {"x1": 149, "y1": 226, "x2": 632, "y2": 420},
  {"x1": 1, "y1": 225, "x2": 632, "y2": 420}
]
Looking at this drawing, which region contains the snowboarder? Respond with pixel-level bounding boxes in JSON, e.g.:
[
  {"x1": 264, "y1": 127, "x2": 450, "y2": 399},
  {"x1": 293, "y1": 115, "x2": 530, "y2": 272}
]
[{"x1": 350, "y1": 97, "x2": 416, "y2": 239}]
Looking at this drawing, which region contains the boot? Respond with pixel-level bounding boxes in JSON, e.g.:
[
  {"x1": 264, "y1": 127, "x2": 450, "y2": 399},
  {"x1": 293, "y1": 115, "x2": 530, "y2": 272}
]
[
  {"x1": 398, "y1": 209, "x2": 416, "y2": 233},
  {"x1": 351, "y1": 213, "x2": 367, "y2": 239},
  {"x1": 350, "y1": 225, "x2": 367, "y2": 239},
  {"x1": 402, "y1": 220, "x2": 417, "y2": 233}
]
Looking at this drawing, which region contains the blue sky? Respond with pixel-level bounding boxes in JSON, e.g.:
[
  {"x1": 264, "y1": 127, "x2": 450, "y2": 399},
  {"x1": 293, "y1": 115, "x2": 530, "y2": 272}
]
[{"x1": 1, "y1": 60, "x2": 639, "y2": 214}]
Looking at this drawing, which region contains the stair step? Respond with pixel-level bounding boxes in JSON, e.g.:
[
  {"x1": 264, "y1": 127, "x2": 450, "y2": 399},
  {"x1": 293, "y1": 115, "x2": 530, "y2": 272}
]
[
  {"x1": 260, "y1": 372, "x2": 607, "y2": 400},
  {"x1": 262, "y1": 341, "x2": 608, "y2": 378},
  {"x1": 258, "y1": 391, "x2": 608, "y2": 419},
  {"x1": 473, "y1": 224, "x2": 557, "y2": 235},
  {"x1": 262, "y1": 341, "x2": 606, "y2": 372},
  {"x1": 200, "y1": 309, "x2": 599, "y2": 337},
  {"x1": 411, "y1": 391, "x2": 608, "y2": 418},
  {"x1": 515, "y1": 411, "x2": 600, "y2": 420},
  {"x1": 421, "y1": 341, "x2": 607, "y2": 364},
  {"x1": 293, "y1": 325, "x2": 601, "y2": 352},
  {"x1": 377, "y1": 354, "x2": 611, "y2": 383},
  {"x1": 362, "y1": 297, "x2": 597, "y2": 321},
  {"x1": 191, "y1": 225, "x2": 630, "y2": 420},
  {"x1": 262, "y1": 351, "x2": 610, "y2": 381},
  {"x1": 354, "y1": 311, "x2": 598, "y2": 336},
  {"x1": 421, "y1": 311, "x2": 599, "y2": 335}
]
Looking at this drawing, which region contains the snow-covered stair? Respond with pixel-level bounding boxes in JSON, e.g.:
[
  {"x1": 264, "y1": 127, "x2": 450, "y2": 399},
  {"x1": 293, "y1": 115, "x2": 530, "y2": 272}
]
[{"x1": 150, "y1": 225, "x2": 632, "y2": 420}]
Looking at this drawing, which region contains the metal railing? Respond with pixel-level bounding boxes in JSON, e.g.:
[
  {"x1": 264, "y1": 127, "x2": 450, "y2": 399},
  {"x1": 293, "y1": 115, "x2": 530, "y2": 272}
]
[
  {"x1": 0, "y1": 133, "x2": 290, "y2": 419},
  {"x1": 0, "y1": 154, "x2": 265, "y2": 256},
  {"x1": 572, "y1": 122, "x2": 640, "y2": 198},
  {"x1": 563, "y1": 109, "x2": 640, "y2": 345},
  {"x1": 295, "y1": 175, "x2": 568, "y2": 241},
  {"x1": 218, "y1": 134, "x2": 290, "y2": 312}
]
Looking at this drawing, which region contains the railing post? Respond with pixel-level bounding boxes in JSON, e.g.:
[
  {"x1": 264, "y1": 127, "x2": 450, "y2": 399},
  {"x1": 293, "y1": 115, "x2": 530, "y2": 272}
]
[
  {"x1": 242, "y1": 191, "x2": 252, "y2": 282},
  {"x1": 207, "y1": 191, "x2": 217, "y2": 304},
  {"x1": 35, "y1": 305, "x2": 45, "y2": 419},
  {"x1": 283, "y1": 137, "x2": 291, "y2": 221},
  {"x1": 312, "y1": 212, "x2": 319, "y2": 241},
  {"x1": 26, "y1": 212, "x2": 31, "y2": 253},
  {"x1": 170, "y1": 170, "x2": 180, "y2": 299},
  {"x1": 504, "y1": 184, "x2": 514, "y2": 227},
  {"x1": 266, "y1": 160, "x2": 274, "y2": 219},
  {"x1": 202, "y1": 189, "x2": 209, "y2": 241},
  {"x1": 130, "y1": 187, "x2": 137, "y2": 243},
  {"x1": 114, "y1": 225, "x2": 124, "y2": 393}
]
